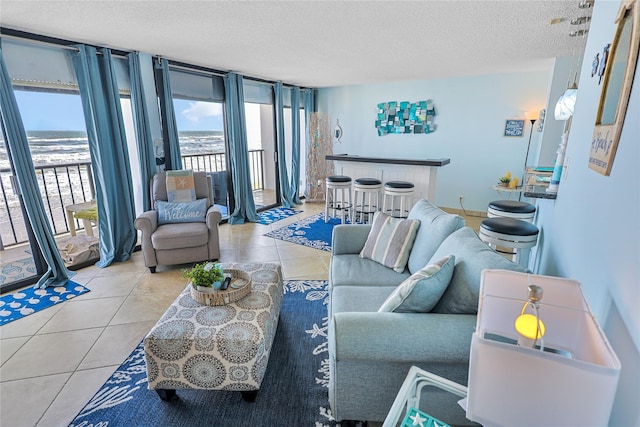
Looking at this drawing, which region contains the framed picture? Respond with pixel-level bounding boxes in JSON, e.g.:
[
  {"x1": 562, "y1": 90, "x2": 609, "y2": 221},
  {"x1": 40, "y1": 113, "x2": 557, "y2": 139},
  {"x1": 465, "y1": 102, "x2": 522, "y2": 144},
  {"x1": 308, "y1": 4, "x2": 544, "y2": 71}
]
[
  {"x1": 590, "y1": 0, "x2": 639, "y2": 176},
  {"x1": 504, "y1": 119, "x2": 524, "y2": 137}
]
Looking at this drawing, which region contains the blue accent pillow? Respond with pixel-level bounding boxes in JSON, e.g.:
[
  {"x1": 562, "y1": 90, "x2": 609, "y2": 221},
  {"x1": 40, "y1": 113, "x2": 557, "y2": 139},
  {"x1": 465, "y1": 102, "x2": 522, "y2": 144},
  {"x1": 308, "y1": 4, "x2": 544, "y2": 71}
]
[
  {"x1": 378, "y1": 255, "x2": 455, "y2": 313},
  {"x1": 157, "y1": 198, "x2": 207, "y2": 225}
]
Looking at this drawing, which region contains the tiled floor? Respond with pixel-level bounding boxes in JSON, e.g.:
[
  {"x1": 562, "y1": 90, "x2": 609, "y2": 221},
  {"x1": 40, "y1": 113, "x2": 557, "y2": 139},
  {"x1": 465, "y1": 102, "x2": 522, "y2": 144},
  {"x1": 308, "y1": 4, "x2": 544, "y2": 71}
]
[{"x1": 0, "y1": 202, "x2": 483, "y2": 427}]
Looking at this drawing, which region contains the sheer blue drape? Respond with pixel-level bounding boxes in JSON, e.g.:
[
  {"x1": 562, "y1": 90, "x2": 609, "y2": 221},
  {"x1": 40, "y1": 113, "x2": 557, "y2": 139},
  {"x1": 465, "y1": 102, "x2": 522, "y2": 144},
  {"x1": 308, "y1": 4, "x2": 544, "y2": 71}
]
[
  {"x1": 289, "y1": 86, "x2": 302, "y2": 204},
  {"x1": 303, "y1": 88, "x2": 317, "y2": 199},
  {"x1": 274, "y1": 82, "x2": 295, "y2": 208},
  {"x1": 156, "y1": 58, "x2": 182, "y2": 170},
  {"x1": 0, "y1": 47, "x2": 72, "y2": 288},
  {"x1": 72, "y1": 45, "x2": 137, "y2": 268},
  {"x1": 224, "y1": 72, "x2": 258, "y2": 224},
  {"x1": 128, "y1": 52, "x2": 156, "y2": 211}
]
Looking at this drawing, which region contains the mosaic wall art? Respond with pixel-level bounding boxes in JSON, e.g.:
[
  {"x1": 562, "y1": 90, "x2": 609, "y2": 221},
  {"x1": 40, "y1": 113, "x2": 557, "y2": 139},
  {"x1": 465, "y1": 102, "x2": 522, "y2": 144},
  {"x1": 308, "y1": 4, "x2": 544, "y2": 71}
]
[{"x1": 375, "y1": 100, "x2": 436, "y2": 136}]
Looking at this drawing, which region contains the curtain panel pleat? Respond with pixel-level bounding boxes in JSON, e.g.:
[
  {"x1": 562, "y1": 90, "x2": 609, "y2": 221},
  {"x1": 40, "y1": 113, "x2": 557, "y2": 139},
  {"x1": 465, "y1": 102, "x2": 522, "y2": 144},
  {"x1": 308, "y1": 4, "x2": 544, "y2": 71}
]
[
  {"x1": 72, "y1": 45, "x2": 137, "y2": 268},
  {"x1": 274, "y1": 82, "x2": 294, "y2": 208},
  {"x1": 289, "y1": 86, "x2": 302, "y2": 204},
  {"x1": 303, "y1": 88, "x2": 317, "y2": 199},
  {"x1": 128, "y1": 53, "x2": 156, "y2": 212},
  {"x1": 156, "y1": 58, "x2": 182, "y2": 170},
  {"x1": 224, "y1": 72, "x2": 258, "y2": 224},
  {"x1": 0, "y1": 47, "x2": 73, "y2": 289}
]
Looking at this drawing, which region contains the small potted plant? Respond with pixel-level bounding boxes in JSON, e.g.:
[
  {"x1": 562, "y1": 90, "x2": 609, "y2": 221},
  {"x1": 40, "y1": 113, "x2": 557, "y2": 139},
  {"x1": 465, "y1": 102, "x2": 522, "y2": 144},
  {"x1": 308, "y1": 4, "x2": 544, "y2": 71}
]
[
  {"x1": 183, "y1": 262, "x2": 225, "y2": 293},
  {"x1": 499, "y1": 171, "x2": 512, "y2": 187}
]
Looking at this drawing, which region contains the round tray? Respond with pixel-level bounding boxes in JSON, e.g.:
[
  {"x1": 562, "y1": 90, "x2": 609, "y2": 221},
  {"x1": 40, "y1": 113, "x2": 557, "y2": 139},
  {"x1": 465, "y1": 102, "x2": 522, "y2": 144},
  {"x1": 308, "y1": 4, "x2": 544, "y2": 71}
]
[{"x1": 189, "y1": 268, "x2": 252, "y2": 306}]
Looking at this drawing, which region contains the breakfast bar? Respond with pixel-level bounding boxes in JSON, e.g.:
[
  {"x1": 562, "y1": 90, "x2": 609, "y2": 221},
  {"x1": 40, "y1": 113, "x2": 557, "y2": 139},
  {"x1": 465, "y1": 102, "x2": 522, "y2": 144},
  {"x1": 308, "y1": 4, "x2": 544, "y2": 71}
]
[{"x1": 326, "y1": 154, "x2": 450, "y2": 202}]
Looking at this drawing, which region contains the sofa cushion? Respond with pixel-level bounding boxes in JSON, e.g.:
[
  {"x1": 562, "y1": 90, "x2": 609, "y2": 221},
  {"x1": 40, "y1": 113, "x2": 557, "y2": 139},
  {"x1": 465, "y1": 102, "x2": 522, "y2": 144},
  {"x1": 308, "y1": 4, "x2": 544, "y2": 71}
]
[
  {"x1": 407, "y1": 199, "x2": 465, "y2": 275},
  {"x1": 166, "y1": 169, "x2": 196, "y2": 202},
  {"x1": 330, "y1": 254, "x2": 410, "y2": 288},
  {"x1": 378, "y1": 255, "x2": 455, "y2": 313},
  {"x1": 359, "y1": 212, "x2": 420, "y2": 273},
  {"x1": 331, "y1": 285, "x2": 397, "y2": 314},
  {"x1": 430, "y1": 227, "x2": 527, "y2": 314},
  {"x1": 152, "y1": 222, "x2": 209, "y2": 250}
]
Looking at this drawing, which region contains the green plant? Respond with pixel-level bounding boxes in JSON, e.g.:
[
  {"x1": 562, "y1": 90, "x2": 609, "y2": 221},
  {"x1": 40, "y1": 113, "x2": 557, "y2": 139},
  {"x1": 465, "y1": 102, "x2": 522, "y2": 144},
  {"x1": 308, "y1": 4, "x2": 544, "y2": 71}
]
[
  {"x1": 499, "y1": 175, "x2": 511, "y2": 185},
  {"x1": 183, "y1": 262, "x2": 224, "y2": 288}
]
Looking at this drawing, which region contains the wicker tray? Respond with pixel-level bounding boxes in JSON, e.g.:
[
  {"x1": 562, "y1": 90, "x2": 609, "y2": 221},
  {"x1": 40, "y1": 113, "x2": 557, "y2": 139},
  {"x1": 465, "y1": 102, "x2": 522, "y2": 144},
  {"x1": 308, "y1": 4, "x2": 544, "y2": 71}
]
[{"x1": 189, "y1": 268, "x2": 252, "y2": 306}]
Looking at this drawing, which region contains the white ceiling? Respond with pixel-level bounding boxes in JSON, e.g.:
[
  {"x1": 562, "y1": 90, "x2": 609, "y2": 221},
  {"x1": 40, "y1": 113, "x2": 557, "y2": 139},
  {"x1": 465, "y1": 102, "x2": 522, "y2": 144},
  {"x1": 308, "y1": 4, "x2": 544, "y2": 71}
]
[{"x1": 0, "y1": 0, "x2": 592, "y2": 88}]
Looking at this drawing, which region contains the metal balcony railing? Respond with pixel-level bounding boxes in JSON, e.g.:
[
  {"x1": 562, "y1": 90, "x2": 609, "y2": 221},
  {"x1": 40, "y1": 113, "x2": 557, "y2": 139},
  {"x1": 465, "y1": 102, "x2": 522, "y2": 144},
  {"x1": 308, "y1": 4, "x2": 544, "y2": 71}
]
[{"x1": 0, "y1": 149, "x2": 265, "y2": 249}]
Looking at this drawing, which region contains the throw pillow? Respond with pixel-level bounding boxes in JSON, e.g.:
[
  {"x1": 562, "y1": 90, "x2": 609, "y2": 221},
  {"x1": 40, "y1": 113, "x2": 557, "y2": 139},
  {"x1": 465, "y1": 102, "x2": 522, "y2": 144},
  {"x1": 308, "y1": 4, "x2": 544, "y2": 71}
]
[
  {"x1": 378, "y1": 255, "x2": 455, "y2": 313},
  {"x1": 166, "y1": 169, "x2": 196, "y2": 203},
  {"x1": 359, "y1": 212, "x2": 420, "y2": 273},
  {"x1": 157, "y1": 198, "x2": 207, "y2": 225},
  {"x1": 429, "y1": 227, "x2": 527, "y2": 314}
]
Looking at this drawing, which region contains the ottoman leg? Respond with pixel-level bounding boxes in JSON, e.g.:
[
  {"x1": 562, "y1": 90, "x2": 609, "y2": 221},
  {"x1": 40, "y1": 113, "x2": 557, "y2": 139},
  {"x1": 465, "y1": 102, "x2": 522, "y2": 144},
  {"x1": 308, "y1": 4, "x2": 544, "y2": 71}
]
[
  {"x1": 241, "y1": 390, "x2": 258, "y2": 402},
  {"x1": 156, "y1": 389, "x2": 176, "y2": 401}
]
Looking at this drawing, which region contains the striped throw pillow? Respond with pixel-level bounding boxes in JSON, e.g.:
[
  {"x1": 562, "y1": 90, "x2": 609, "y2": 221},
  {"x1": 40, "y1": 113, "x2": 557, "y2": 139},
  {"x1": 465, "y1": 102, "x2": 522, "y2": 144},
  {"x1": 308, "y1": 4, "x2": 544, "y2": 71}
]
[{"x1": 359, "y1": 212, "x2": 420, "y2": 273}]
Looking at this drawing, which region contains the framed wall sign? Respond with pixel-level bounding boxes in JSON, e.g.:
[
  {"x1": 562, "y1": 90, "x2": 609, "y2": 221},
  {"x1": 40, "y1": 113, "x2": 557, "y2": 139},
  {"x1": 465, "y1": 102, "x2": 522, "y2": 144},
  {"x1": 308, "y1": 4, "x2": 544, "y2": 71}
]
[
  {"x1": 504, "y1": 119, "x2": 524, "y2": 137},
  {"x1": 590, "y1": 0, "x2": 640, "y2": 176}
]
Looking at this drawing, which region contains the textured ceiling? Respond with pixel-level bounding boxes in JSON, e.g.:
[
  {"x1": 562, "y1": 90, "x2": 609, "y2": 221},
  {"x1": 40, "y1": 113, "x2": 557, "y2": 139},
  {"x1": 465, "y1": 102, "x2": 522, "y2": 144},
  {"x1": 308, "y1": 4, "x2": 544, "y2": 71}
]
[{"x1": 0, "y1": 0, "x2": 592, "y2": 87}]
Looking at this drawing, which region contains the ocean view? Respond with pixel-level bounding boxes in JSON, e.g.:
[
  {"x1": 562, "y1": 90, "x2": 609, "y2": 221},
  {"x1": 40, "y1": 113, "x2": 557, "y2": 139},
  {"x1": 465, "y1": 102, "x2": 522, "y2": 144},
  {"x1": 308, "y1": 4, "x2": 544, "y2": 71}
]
[{"x1": 0, "y1": 129, "x2": 225, "y2": 171}]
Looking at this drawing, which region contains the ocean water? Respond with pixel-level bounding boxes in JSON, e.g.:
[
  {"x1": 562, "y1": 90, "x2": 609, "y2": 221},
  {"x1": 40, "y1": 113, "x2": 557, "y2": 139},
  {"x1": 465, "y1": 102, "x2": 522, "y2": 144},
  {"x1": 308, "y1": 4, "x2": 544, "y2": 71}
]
[
  {"x1": 0, "y1": 129, "x2": 225, "y2": 245},
  {"x1": 0, "y1": 129, "x2": 225, "y2": 170}
]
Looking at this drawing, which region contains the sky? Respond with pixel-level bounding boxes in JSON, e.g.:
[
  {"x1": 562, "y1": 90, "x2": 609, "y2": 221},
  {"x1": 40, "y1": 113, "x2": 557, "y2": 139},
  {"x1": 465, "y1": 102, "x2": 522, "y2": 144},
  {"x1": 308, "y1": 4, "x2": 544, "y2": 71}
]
[{"x1": 14, "y1": 90, "x2": 225, "y2": 132}]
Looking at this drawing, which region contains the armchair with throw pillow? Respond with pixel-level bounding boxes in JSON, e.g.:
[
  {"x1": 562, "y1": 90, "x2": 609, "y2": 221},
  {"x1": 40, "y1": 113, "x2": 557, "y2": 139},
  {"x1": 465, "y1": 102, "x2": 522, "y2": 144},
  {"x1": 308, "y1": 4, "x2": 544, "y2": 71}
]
[
  {"x1": 328, "y1": 199, "x2": 526, "y2": 425},
  {"x1": 134, "y1": 171, "x2": 222, "y2": 273}
]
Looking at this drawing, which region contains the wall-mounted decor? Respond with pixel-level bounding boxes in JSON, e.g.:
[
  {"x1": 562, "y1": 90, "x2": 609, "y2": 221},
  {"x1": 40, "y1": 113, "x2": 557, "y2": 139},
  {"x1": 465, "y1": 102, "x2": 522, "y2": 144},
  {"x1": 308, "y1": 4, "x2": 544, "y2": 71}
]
[
  {"x1": 504, "y1": 119, "x2": 525, "y2": 137},
  {"x1": 375, "y1": 100, "x2": 436, "y2": 136},
  {"x1": 590, "y1": 0, "x2": 639, "y2": 176}
]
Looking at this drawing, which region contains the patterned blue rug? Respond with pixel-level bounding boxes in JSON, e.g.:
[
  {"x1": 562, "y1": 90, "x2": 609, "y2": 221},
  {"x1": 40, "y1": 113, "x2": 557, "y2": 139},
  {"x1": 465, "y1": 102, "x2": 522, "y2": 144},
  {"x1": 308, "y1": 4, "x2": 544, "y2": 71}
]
[
  {"x1": 69, "y1": 280, "x2": 364, "y2": 427},
  {"x1": 257, "y1": 207, "x2": 302, "y2": 225},
  {"x1": 264, "y1": 213, "x2": 346, "y2": 252},
  {"x1": 0, "y1": 280, "x2": 90, "y2": 325},
  {"x1": 0, "y1": 257, "x2": 36, "y2": 286}
]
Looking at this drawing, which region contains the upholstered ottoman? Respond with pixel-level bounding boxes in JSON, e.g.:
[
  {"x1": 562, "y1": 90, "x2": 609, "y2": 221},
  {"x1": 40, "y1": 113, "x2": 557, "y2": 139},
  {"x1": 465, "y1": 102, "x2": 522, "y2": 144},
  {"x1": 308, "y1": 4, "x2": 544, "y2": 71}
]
[{"x1": 144, "y1": 262, "x2": 284, "y2": 402}]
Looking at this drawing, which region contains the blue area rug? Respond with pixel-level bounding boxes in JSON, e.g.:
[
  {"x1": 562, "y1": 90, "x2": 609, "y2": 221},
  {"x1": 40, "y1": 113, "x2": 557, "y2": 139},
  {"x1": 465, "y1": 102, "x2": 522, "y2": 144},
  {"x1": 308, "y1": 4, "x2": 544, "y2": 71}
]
[
  {"x1": 257, "y1": 207, "x2": 302, "y2": 225},
  {"x1": 264, "y1": 213, "x2": 345, "y2": 252},
  {"x1": 69, "y1": 280, "x2": 365, "y2": 427},
  {"x1": 0, "y1": 257, "x2": 36, "y2": 286},
  {"x1": 0, "y1": 280, "x2": 90, "y2": 325}
]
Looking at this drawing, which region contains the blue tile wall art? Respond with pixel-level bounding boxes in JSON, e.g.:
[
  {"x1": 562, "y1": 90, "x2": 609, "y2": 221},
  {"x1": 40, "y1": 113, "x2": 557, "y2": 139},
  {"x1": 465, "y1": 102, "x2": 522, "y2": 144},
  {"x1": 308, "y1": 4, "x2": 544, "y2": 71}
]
[{"x1": 375, "y1": 100, "x2": 436, "y2": 136}]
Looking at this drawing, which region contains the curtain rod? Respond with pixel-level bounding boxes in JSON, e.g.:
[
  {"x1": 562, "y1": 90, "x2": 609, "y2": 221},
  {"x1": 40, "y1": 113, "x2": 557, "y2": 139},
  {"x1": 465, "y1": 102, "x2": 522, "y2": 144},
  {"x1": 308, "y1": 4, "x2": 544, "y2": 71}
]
[
  {"x1": 2, "y1": 27, "x2": 314, "y2": 90},
  {"x1": 1, "y1": 27, "x2": 130, "y2": 57}
]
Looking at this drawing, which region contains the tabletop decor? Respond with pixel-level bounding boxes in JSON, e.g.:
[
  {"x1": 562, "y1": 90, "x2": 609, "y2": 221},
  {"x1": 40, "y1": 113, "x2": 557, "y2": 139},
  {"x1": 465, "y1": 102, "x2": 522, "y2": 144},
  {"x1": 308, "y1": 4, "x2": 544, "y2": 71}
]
[{"x1": 466, "y1": 270, "x2": 621, "y2": 426}]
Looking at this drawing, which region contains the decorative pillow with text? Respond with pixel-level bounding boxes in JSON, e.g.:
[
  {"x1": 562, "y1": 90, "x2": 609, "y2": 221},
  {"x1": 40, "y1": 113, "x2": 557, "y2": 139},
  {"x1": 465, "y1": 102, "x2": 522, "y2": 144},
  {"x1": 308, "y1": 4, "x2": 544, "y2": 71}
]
[{"x1": 157, "y1": 198, "x2": 207, "y2": 225}]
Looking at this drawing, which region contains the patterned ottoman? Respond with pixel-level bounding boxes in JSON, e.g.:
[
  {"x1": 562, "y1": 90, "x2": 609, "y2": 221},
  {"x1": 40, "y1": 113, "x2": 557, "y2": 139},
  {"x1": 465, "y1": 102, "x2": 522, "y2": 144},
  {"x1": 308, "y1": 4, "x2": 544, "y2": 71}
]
[{"x1": 143, "y1": 262, "x2": 284, "y2": 402}]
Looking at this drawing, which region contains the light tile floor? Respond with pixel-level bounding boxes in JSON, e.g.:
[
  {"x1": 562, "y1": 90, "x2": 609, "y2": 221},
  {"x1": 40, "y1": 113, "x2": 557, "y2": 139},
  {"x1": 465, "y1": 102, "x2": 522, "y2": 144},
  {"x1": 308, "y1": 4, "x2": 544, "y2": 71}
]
[{"x1": 0, "y1": 202, "x2": 482, "y2": 427}]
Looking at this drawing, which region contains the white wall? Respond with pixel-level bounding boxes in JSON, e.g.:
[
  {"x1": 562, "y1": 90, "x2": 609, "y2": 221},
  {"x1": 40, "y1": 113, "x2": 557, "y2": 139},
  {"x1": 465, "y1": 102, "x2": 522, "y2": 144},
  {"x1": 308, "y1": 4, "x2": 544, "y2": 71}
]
[
  {"x1": 317, "y1": 71, "x2": 550, "y2": 211},
  {"x1": 533, "y1": 1, "x2": 639, "y2": 425}
]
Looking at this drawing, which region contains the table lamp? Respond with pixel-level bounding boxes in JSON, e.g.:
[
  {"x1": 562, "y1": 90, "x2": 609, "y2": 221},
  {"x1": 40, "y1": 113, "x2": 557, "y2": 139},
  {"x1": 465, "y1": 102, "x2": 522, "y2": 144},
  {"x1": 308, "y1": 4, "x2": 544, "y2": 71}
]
[{"x1": 466, "y1": 269, "x2": 621, "y2": 426}]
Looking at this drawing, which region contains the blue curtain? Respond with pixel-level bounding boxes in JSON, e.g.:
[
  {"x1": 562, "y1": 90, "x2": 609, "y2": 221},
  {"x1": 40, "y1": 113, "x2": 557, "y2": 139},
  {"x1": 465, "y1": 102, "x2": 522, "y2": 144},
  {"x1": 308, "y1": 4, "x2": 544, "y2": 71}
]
[
  {"x1": 0, "y1": 47, "x2": 73, "y2": 289},
  {"x1": 156, "y1": 58, "x2": 182, "y2": 170},
  {"x1": 128, "y1": 53, "x2": 156, "y2": 211},
  {"x1": 303, "y1": 88, "x2": 317, "y2": 199},
  {"x1": 72, "y1": 45, "x2": 137, "y2": 268},
  {"x1": 224, "y1": 72, "x2": 259, "y2": 224},
  {"x1": 289, "y1": 86, "x2": 302, "y2": 204},
  {"x1": 274, "y1": 82, "x2": 295, "y2": 208}
]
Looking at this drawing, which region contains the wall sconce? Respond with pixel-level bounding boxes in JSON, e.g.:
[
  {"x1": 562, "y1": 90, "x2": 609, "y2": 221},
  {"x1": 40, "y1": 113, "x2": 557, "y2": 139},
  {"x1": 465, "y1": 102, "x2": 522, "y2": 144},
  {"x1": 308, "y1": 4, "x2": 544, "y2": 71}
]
[{"x1": 334, "y1": 118, "x2": 343, "y2": 143}]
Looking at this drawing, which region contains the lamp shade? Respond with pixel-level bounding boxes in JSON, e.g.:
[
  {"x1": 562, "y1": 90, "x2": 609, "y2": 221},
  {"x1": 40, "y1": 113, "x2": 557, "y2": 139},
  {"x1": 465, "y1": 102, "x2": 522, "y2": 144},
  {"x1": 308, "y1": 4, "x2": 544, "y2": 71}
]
[
  {"x1": 554, "y1": 88, "x2": 578, "y2": 120},
  {"x1": 466, "y1": 270, "x2": 621, "y2": 427}
]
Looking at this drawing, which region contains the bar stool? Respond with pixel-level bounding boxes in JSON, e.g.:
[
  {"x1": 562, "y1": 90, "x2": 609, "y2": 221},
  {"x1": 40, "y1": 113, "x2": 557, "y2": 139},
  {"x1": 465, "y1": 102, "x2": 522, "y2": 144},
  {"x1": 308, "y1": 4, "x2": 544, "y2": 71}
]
[
  {"x1": 488, "y1": 200, "x2": 536, "y2": 223},
  {"x1": 352, "y1": 178, "x2": 382, "y2": 224},
  {"x1": 479, "y1": 217, "x2": 539, "y2": 269},
  {"x1": 383, "y1": 181, "x2": 415, "y2": 218},
  {"x1": 325, "y1": 175, "x2": 353, "y2": 224}
]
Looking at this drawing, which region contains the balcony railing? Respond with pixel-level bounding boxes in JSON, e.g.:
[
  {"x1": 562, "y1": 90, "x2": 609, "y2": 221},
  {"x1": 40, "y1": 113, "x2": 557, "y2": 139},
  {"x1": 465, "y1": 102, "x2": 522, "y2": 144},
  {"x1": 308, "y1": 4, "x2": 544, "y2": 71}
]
[{"x1": 0, "y1": 149, "x2": 265, "y2": 249}]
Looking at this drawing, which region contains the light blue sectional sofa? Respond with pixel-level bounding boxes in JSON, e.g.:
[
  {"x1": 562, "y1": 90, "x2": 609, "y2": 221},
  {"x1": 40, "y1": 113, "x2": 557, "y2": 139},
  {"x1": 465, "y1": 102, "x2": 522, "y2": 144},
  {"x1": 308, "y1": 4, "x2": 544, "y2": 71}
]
[{"x1": 328, "y1": 199, "x2": 526, "y2": 424}]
